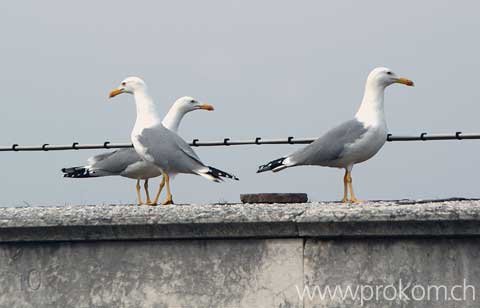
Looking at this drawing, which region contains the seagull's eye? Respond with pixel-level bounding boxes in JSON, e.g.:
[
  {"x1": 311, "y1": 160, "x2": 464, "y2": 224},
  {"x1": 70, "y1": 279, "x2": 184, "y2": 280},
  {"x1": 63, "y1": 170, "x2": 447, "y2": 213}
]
[
  {"x1": 386, "y1": 72, "x2": 392, "y2": 75},
  {"x1": 190, "y1": 100, "x2": 195, "y2": 104},
  {"x1": 121, "y1": 82, "x2": 126, "y2": 86}
]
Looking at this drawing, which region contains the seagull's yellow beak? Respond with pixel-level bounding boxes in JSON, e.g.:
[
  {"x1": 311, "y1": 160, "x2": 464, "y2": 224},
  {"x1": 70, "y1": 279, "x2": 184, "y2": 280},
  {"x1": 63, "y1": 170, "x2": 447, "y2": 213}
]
[
  {"x1": 109, "y1": 88, "x2": 124, "y2": 98},
  {"x1": 198, "y1": 104, "x2": 215, "y2": 111},
  {"x1": 396, "y1": 77, "x2": 414, "y2": 87}
]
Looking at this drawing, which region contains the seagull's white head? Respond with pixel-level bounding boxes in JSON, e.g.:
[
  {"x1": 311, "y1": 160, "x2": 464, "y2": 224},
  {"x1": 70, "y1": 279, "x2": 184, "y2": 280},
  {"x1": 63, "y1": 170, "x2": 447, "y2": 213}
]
[
  {"x1": 109, "y1": 76, "x2": 147, "y2": 98},
  {"x1": 171, "y1": 96, "x2": 214, "y2": 113},
  {"x1": 367, "y1": 67, "x2": 414, "y2": 88}
]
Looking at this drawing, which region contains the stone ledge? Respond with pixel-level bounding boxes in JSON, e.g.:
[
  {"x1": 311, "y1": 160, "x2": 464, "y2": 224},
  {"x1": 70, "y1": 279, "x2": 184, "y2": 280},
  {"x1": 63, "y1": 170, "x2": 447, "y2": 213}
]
[{"x1": 1, "y1": 198, "x2": 479, "y2": 242}]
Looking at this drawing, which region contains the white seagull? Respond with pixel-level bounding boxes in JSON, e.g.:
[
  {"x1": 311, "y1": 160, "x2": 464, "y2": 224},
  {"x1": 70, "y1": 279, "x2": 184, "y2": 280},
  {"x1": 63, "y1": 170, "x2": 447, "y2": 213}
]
[
  {"x1": 62, "y1": 96, "x2": 214, "y2": 205},
  {"x1": 109, "y1": 77, "x2": 238, "y2": 205},
  {"x1": 257, "y1": 67, "x2": 414, "y2": 203}
]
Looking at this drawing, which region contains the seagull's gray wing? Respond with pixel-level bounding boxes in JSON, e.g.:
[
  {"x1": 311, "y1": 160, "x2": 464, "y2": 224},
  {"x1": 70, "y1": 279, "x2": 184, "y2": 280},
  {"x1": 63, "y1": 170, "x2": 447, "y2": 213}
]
[
  {"x1": 89, "y1": 149, "x2": 144, "y2": 174},
  {"x1": 288, "y1": 119, "x2": 368, "y2": 166},
  {"x1": 138, "y1": 124, "x2": 206, "y2": 174}
]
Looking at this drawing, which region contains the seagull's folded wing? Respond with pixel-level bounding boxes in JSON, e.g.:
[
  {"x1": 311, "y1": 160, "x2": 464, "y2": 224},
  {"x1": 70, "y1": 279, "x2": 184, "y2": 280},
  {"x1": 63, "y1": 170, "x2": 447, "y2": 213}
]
[
  {"x1": 138, "y1": 125, "x2": 207, "y2": 174},
  {"x1": 289, "y1": 119, "x2": 368, "y2": 166},
  {"x1": 88, "y1": 148, "x2": 144, "y2": 174}
]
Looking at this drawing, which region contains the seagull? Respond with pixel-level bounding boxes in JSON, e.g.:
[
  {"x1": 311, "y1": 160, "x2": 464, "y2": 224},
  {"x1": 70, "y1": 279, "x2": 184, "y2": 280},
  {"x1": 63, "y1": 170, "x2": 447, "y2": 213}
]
[
  {"x1": 109, "y1": 77, "x2": 238, "y2": 205},
  {"x1": 257, "y1": 67, "x2": 414, "y2": 203},
  {"x1": 62, "y1": 96, "x2": 214, "y2": 205}
]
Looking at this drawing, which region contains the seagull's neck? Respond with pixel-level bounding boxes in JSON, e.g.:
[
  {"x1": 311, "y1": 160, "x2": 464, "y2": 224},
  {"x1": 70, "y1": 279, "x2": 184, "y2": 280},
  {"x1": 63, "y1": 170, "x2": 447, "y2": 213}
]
[
  {"x1": 133, "y1": 89, "x2": 162, "y2": 128},
  {"x1": 162, "y1": 106, "x2": 186, "y2": 133},
  {"x1": 355, "y1": 82, "x2": 386, "y2": 127}
]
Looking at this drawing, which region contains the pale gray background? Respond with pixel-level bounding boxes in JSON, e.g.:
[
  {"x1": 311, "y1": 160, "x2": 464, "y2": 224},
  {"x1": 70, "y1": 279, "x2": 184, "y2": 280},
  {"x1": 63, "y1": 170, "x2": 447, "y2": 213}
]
[{"x1": 1, "y1": 0, "x2": 479, "y2": 206}]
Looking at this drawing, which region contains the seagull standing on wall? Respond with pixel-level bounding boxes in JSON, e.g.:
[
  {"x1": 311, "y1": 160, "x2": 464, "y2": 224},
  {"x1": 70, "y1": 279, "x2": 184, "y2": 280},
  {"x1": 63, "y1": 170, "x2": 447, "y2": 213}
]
[
  {"x1": 62, "y1": 96, "x2": 214, "y2": 205},
  {"x1": 257, "y1": 67, "x2": 414, "y2": 203},
  {"x1": 109, "y1": 77, "x2": 238, "y2": 205}
]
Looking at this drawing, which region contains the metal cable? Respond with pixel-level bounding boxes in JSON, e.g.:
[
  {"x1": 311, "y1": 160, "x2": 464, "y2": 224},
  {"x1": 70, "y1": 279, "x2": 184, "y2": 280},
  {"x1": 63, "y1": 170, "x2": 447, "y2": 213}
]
[{"x1": 0, "y1": 132, "x2": 479, "y2": 152}]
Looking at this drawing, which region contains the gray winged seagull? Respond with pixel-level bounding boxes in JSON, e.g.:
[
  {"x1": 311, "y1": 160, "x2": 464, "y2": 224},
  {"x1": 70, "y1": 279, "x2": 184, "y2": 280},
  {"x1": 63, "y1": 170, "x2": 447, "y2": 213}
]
[
  {"x1": 257, "y1": 67, "x2": 414, "y2": 203},
  {"x1": 109, "y1": 77, "x2": 238, "y2": 205},
  {"x1": 62, "y1": 97, "x2": 214, "y2": 205}
]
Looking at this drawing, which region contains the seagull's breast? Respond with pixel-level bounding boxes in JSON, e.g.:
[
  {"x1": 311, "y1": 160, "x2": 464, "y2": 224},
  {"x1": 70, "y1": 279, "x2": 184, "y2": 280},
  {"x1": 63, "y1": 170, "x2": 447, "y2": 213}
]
[
  {"x1": 131, "y1": 130, "x2": 156, "y2": 164},
  {"x1": 340, "y1": 123, "x2": 387, "y2": 165}
]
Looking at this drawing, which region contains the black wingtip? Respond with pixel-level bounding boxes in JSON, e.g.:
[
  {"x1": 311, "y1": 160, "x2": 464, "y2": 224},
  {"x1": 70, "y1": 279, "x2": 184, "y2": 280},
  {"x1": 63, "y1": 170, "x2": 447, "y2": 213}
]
[
  {"x1": 257, "y1": 157, "x2": 286, "y2": 173},
  {"x1": 207, "y1": 166, "x2": 239, "y2": 181},
  {"x1": 62, "y1": 166, "x2": 91, "y2": 178}
]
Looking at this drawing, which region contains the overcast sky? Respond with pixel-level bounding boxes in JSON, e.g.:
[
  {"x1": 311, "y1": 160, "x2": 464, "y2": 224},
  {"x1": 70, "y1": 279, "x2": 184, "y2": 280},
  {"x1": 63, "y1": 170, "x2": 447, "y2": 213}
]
[{"x1": 1, "y1": 0, "x2": 479, "y2": 206}]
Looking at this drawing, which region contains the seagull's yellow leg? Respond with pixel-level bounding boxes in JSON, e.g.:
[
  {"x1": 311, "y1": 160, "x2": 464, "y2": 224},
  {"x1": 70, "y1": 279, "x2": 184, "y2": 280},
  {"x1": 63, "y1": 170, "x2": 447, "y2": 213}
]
[
  {"x1": 346, "y1": 171, "x2": 362, "y2": 203},
  {"x1": 162, "y1": 173, "x2": 174, "y2": 205},
  {"x1": 341, "y1": 170, "x2": 349, "y2": 202},
  {"x1": 144, "y1": 179, "x2": 152, "y2": 204},
  {"x1": 136, "y1": 179, "x2": 143, "y2": 206},
  {"x1": 150, "y1": 175, "x2": 166, "y2": 205}
]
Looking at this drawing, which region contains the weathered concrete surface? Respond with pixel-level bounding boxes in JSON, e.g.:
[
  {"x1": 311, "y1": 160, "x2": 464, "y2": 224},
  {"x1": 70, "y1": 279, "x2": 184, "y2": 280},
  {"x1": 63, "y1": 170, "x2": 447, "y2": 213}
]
[
  {"x1": 304, "y1": 238, "x2": 480, "y2": 308},
  {"x1": 0, "y1": 199, "x2": 479, "y2": 307},
  {"x1": 0, "y1": 199, "x2": 479, "y2": 241},
  {"x1": 0, "y1": 239, "x2": 303, "y2": 308}
]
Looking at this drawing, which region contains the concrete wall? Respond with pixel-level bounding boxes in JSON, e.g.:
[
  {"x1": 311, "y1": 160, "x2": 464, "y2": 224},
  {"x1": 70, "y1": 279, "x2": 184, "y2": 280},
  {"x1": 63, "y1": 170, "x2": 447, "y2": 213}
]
[{"x1": 0, "y1": 199, "x2": 479, "y2": 307}]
